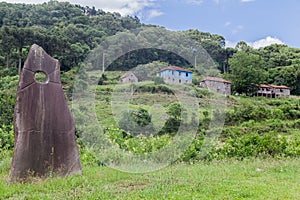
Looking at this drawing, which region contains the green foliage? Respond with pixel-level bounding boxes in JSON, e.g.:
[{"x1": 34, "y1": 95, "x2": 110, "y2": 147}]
[
  {"x1": 0, "y1": 69, "x2": 18, "y2": 130},
  {"x1": 179, "y1": 132, "x2": 205, "y2": 162},
  {"x1": 268, "y1": 65, "x2": 300, "y2": 94},
  {"x1": 0, "y1": 91, "x2": 15, "y2": 130},
  {"x1": 161, "y1": 102, "x2": 185, "y2": 134},
  {"x1": 133, "y1": 61, "x2": 168, "y2": 82},
  {"x1": 104, "y1": 128, "x2": 171, "y2": 154},
  {"x1": 0, "y1": 1, "x2": 141, "y2": 70},
  {"x1": 0, "y1": 125, "x2": 14, "y2": 150},
  {"x1": 227, "y1": 51, "x2": 267, "y2": 94},
  {"x1": 3, "y1": 0, "x2": 300, "y2": 169},
  {"x1": 258, "y1": 44, "x2": 298, "y2": 69},
  {"x1": 183, "y1": 29, "x2": 226, "y2": 72},
  {"x1": 104, "y1": 30, "x2": 197, "y2": 71},
  {"x1": 131, "y1": 108, "x2": 152, "y2": 126},
  {"x1": 118, "y1": 108, "x2": 155, "y2": 136},
  {"x1": 135, "y1": 83, "x2": 173, "y2": 94},
  {"x1": 153, "y1": 76, "x2": 165, "y2": 85},
  {"x1": 217, "y1": 131, "x2": 300, "y2": 159}
]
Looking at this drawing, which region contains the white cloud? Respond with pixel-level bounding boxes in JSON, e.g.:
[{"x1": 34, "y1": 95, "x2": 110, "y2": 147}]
[
  {"x1": 240, "y1": 0, "x2": 255, "y2": 2},
  {"x1": 83, "y1": 0, "x2": 157, "y2": 16},
  {"x1": 185, "y1": 0, "x2": 204, "y2": 5},
  {"x1": 225, "y1": 41, "x2": 237, "y2": 48},
  {"x1": 224, "y1": 21, "x2": 231, "y2": 27},
  {"x1": 2, "y1": 0, "x2": 159, "y2": 16},
  {"x1": 225, "y1": 36, "x2": 285, "y2": 49},
  {"x1": 145, "y1": 9, "x2": 164, "y2": 20},
  {"x1": 231, "y1": 25, "x2": 244, "y2": 34},
  {"x1": 250, "y1": 36, "x2": 285, "y2": 49}
]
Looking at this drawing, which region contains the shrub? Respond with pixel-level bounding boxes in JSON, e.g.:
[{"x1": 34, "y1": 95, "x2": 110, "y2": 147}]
[
  {"x1": 118, "y1": 108, "x2": 155, "y2": 136},
  {"x1": 104, "y1": 128, "x2": 171, "y2": 154},
  {"x1": 0, "y1": 125, "x2": 14, "y2": 151},
  {"x1": 153, "y1": 76, "x2": 165, "y2": 85}
]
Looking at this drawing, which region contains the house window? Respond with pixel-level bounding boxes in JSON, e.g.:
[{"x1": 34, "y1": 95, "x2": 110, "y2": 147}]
[
  {"x1": 179, "y1": 79, "x2": 181, "y2": 83},
  {"x1": 172, "y1": 71, "x2": 174, "y2": 75},
  {"x1": 179, "y1": 72, "x2": 181, "y2": 76},
  {"x1": 186, "y1": 72, "x2": 188, "y2": 77}
]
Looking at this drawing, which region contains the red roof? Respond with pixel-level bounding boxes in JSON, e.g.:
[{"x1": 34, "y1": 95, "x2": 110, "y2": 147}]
[
  {"x1": 159, "y1": 66, "x2": 192, "y2": 73},
  {"x1": 269, "y1": 85, "x2": 290, "y2": 89},
  {"x1": 257, "y1": 84, "x2": 271, "y2": 88},
  {"x1": 256, "y1": 84, "x2": 289, "y2": 89},
  {"x1": 120, "y1": 72, "x2": 136, "y2": 79},
  {"x1": 201, "y1": 77, "x2": 231, "y2": 84}
]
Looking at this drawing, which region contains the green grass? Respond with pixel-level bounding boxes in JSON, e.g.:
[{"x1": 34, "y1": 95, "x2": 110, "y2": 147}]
[{"x1": 1, "y1": 158, "x2": 300, "y2": 199}]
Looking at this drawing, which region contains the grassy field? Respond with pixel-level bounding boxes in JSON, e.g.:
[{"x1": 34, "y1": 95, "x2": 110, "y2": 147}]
[{"x1": 1, "y1": 157, "x2": 300, "y2": 199}]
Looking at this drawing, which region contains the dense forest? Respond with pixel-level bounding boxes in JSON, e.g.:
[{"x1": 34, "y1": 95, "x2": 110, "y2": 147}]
[
  {"x1": 0, "y1": 3, "x2": 298, "y2": 99},
  {"x1": 0, "y1": 1, "x2": 300, "y2": 93},
  {"x1": 0, "y1": 1, "x2": 142, "y2": 72}
]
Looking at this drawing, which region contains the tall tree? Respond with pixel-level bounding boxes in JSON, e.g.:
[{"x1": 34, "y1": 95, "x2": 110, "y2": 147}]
[
  {"x1": 183, "y1": 29, "x2": 226, "y2": 72},
  {"x1": 228, "y1": 51, "x2": 267, "y2": 94}
]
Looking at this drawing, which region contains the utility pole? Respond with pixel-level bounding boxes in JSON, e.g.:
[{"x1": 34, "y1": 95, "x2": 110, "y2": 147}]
[{"x1": 102, "y1": 52, "x2": 105, "y2": 73}]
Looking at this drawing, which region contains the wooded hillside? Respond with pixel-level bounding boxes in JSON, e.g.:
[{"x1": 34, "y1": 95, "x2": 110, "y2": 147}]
[{"x1": 0, "y1": 0, "x2": 300, "y2": 94}]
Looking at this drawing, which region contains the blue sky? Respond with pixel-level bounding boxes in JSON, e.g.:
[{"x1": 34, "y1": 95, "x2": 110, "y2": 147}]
[
  {"x1": 139, "y1": 0, "x2": 300, "y2": 48},
  {"x1": 3, "y1": 0, "x2": 300, "y2": 48}
]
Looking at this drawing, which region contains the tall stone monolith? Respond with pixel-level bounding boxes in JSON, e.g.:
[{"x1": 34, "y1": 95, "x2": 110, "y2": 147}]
[{"x1": 9, "y1": 44, "x2": 81, "y2": 182}]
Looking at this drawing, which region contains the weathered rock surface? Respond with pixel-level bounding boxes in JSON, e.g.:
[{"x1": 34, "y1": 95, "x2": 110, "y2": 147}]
[{"x1": 9, "y1": 44, "x2": 81, "y2": 182}]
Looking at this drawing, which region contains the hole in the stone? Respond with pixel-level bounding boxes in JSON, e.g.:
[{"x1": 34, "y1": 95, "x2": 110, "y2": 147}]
[{"x1": 34, "y1": 71, "x2": 47, "y2": 83}]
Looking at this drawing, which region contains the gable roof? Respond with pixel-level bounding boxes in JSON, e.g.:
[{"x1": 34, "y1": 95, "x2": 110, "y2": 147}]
[
  {"x1": 201, "y1": 76, "x2": 231, "y2": 84},
  {"x1": 158, "y1": 66, "x2": 192, "y2": 73},
  {"x1": 269, "y1": 85, "x2": 290, "y2": 89},
  {"x1": 257, "y1": 84, "x2": 271, "y2": 88},
  {"x1": 120, "y1": 72, "x2": 136, "y2": 79},
  {"x1": 258, "y1": 85, "x2": 290, "y2": 89},
  {"x1": 256, "y1": 84, "x2": 290, "y2": 89}
]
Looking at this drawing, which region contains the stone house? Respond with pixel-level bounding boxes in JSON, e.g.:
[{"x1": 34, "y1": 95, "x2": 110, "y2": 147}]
[
  {"x1": 156, "y1": 66, "x2": 192, "y2": 84},
  {"x1": 200, "y1": 77, "x2": 231, "y2": 95},
  {"x1": 256, "y1": 84, "x2": 290, "y2": 98},
  {"x1": 119, "y1": 72, "x2": 138, "y2": 83}
]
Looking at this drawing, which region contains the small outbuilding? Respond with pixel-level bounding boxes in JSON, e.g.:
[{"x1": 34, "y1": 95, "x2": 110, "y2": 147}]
[
  {"x1": 255, "y1": 84, "x2": 290, "y2": 98},
  {"x1": 200, "y1": 77, "x2": 231, "y2": 95},
  {"x1": 119, "y1": 72, "x2": 138, "y2": 84},
  {"x1": 156, "y1": 66, "x2": 192, "y2": 84}
]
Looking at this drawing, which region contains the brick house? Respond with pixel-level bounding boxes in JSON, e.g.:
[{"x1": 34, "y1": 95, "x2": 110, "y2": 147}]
[
  {"x1": 200, "y1": 77, "x2": 231, "y2": 95},
  {"x1": 119, "y1": 72, "x2": 138, "y2": 83},
  {"x1": 256, "y1": 84, "x2": 290, "y2": 98},
  {"x1": 156, "y1": 66, "x2": 192, "y2": 84}
]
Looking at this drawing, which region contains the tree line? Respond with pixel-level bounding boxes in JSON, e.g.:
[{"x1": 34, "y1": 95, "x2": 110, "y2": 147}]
[
  {"x1": 0, "y1": 1, "x2": 300, "y2": 95},
  {"x1": 0, "y1": 1, "x2": 141, "y2": 71}
]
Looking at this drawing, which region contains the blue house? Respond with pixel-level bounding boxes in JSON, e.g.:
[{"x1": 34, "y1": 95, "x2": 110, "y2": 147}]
[{"x1": 156, "y1": 66, "x2": 192, "y2": 84}]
